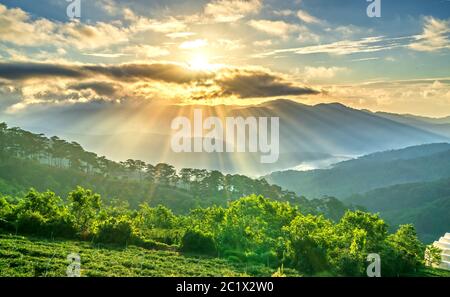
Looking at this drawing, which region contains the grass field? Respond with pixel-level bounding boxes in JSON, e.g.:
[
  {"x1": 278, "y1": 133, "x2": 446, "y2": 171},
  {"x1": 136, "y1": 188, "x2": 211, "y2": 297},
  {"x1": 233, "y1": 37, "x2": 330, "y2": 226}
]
[{"x1": 0, "y1": 234, "x2": 299, "y2": 277}]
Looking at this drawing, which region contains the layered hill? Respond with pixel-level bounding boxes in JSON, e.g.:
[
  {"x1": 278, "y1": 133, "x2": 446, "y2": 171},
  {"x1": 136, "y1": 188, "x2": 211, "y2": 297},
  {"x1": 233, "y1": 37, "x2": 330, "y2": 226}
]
[{"x1": 4, "y1": 100, "x2": 449, "y2": 175}]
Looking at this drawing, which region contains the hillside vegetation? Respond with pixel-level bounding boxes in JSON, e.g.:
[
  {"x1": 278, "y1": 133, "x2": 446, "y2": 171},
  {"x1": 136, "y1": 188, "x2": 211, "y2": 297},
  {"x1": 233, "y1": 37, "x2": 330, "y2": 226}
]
[
  {"x1": 267, "y1": 143, "x2": 450, "y2": 198},
  {"x1": 0, "y1": 122, "x2": 350, "y2": 218},
  {"x1": 266, "y1": 144, "x2": 450, "y2": 241},
  {"x1": 0, "y1": 186, "x2": 443, "y2": 277},
  {"x1": 346, "y1": 178, "x2": 450, "y2": 242},
  {"x1": 0, "y1": 234, "x2": 290, "y2": 277},
  {"x1": 0, "y1": 123, "x2": 447, "y2": 276}
]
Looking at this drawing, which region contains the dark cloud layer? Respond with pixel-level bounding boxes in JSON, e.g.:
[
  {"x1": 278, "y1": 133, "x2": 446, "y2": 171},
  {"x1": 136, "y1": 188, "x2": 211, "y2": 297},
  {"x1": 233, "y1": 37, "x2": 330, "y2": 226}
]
[
  {"x1": 0, "y1": 62, "x2": 320, "y2": 100},
  {"x1": 0, "y1": 62, "x2": 212, "y2": 84},
  {"x1": 0, "y1": 62, "x2": 84, "y2": 80},
  {"x1": 217, "y1": 70, "x2": 320, "y2": 98},
  {"x1": 69, "y1": 81, "x2": 120, "y2": 97}
]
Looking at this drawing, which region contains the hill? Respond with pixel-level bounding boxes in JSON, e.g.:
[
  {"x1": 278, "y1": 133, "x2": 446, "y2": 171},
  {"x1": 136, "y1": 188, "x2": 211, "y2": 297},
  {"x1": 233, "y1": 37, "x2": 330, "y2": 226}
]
[
  {"x1": 266, "y1": 143, "x2": 450, "y2": 241},
  {"x1": 266, "y1": 143, "x2": 450, "y2": 198},
  {"x1": 0, "y1": 122, "x2": 350, "y2": 218},
  {"x1": 345, "y1": 178, "x2": 450, "y2": 242},
  {"x1": 374, "y1": 111, "x2": 450, "y2": 138},
  {"x1": 4, "y1": 100, "x2": 449, "y2": 175}
]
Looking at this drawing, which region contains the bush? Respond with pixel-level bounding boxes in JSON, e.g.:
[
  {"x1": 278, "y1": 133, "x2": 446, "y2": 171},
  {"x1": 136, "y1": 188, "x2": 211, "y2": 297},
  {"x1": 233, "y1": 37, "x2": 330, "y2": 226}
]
[
  {"x1": 47, "y1": 217, "x2": 76, "y2": 238},
  {"x1": 222, "y1": 249, "x2": 246, "y2": 262},
  {"x1": 180, "y1": 229, "x2": 217, "y2": 256},
  {"x1": 96, "y1": 216, "x2": 135, "y2": 245},
  {"x1": 17, "y1": 210, "x2": 45, "y2": 235},
  {"x1": 142, "y1": 228, "x2": 182, "y2": 245},
  {"x1": 131, "y1": 237, "x2": 173, "y2": 251},
  {"x1": 334, "y1": 253, "x2": 365, "y2": 276},
  {"x1": 0, "y1": 196, "x2": 14, "y2": 231},
  {"x1": 16, "y1": 210, "x2": 75, "y2": 238}
]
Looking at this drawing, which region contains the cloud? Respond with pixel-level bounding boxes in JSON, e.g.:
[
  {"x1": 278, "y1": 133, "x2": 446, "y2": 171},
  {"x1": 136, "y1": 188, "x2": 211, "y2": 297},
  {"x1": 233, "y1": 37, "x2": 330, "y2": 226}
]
[
  {"x1": 256, "y1": 36, "x2": 411, "y2": 57},
  {"x1": 0, "y1": 4, "x2": 130, "y2": 50},
  {"x1": 216, "y1": 69, "x2": 320, "y2": 98},
  {"x1": 0, "y1": 62, "x2": 213, "y2": 84},
  {"x1": 274, "y1": 10, "x2": 294, "y2": 17},
  {"x1": 0, "y1": 62, "x2": 84, "y2": 80},
  {"x1": 123, "y1": 45, "x2": 170, "y2": 59},
  {"x1": 179, "y1": 39, "x2": 208, "y2": 49},
  {"x1": 304, "y1": 66, "x2": 348, "y2": 79},
  {"x1": 320, "y1": 78, "x2": 450, "y2": 117},
  {"x1": 297, "y1": 26, "x2": 320, "y2": 43},
  {"x1": 128, "y1": 16, "x2": 187, "y2": 34},
  {"x1": 248, "y1": 20, "x2": 300, "y2": 37},
  {"x1": 253, "y1": 40, "x2": 273, "y2": 47},
  {"x1": 0, "y1": 4, "x2": 190, "y2": 51},
  {"x1": 409, "y1": 17, "x2": 450, "y2": 52},
  {"x1": 0, "y1": 62, "x2": 320, "y2": 109},
  {"x1": 215, "y1": 39, "x2": 245, "y2": 51},
  {"x1": 59, "y1": 21, "x2": 130, "y2": 50},
  {"x1": 82, "y1": 53, "x2": 127, "y2": 58},
  {"x1": 69, "y1": 81, "x2": 121, "y2": 97},
  {"x1": 204, "y1": 0, "x2": 262, "y2": 23},
  {"x1": 297, "y1": 10, "x2": 322, "y2": 24},
  {"x1": 166, "y1": 32, "x2": 196, "y2": 39},
  {"x1": 0, "y1": 4, "x2": 56, "y2": 46}
]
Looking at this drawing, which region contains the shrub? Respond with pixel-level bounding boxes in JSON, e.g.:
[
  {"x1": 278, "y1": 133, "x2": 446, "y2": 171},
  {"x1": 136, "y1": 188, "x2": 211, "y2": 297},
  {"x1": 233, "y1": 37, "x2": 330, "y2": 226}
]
[
  {"x1": 16, "y1": 210, "x2": 45, "y2": 235},
  {"x1": 180, "y1": 229, "x2": 217, "y2": 256},
  {"x1": 334, "y1": 252, "x2": 365, "y2": 276},
  {"x1": 222, "y1": 249, "x2": 246, "y2": 262},
  {"x1": 0, "y1": 196, "x2": 14, "y2": 231},
  {"x1": 131, "y1": 237, "x2": 173, "y2": 251},
  {"x1": 96, "y1": 216, "x2": 135, "y2": 245},
  {"x1": 143, "y1": 228, "x2": 182, "y2": 245}
]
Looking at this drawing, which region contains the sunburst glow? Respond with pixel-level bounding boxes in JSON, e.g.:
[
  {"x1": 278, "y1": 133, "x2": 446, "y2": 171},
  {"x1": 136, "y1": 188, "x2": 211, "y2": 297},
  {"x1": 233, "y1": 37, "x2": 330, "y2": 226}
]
[{"x1": 188, "y1": 53, "x2": 222, "y2": 72}]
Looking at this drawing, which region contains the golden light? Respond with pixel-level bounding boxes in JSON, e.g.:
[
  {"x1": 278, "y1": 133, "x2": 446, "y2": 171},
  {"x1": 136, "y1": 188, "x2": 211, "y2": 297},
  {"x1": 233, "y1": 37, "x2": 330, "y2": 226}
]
[
  {"x1": 189, "y1": 54, "x2": 210, "y2": 70},
  {"x1": 188, "y1": 53, "x2": 223, "y2": 72}
]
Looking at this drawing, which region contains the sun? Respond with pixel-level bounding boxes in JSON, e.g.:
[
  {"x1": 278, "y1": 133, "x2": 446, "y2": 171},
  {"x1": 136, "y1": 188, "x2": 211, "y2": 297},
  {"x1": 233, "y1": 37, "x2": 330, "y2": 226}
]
[
  {"x1": 189, "y1": 54, "x2": 210, "y2": 70},
  {"x1": 188, "y1": 53, "x2": 222, "y2": 72}
]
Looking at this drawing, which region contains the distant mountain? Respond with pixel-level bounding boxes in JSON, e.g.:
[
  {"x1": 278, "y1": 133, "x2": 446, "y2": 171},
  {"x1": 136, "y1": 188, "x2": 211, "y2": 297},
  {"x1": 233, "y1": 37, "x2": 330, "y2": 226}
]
[
  {"x1": 374, "y1": 111, "x2": 450, "y2": 138},
  {"x1": 345, "y1": 178, "x2": 450, "y2": 243},
  {"x1": 265, "y1": 143, "x2": 450, "y2": 198},
  {"x1": 2, "y1": 99, "x2": 449, "y2": 175}
]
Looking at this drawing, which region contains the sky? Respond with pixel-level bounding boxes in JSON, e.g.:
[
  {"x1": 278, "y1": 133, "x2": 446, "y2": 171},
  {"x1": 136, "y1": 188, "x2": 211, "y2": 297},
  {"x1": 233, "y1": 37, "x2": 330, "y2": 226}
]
[{"x1": 0, "y1": 0, "x2": 450, "y2": 117}]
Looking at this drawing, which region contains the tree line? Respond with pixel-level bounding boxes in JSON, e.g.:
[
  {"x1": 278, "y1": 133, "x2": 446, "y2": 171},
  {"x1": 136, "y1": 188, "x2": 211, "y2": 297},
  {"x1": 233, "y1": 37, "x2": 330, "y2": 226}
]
[{"x1": 0, "y1": 122, "x2": 303, "y2": 203}]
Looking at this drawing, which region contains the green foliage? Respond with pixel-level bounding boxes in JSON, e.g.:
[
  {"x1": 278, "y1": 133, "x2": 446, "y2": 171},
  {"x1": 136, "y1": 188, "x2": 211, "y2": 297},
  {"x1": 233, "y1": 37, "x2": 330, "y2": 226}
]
[
  {"x1": 0, "y1": 186, "x2": 439, "y2": 276},
  {"x1": 68, "y1": 187, "x2": 102, "y2": 239},
  {"x1": 0, "y1": 196, "x2": 13, "y2": 229},
  {"x1": 337, "y1": 211, "x2": 388, "y2": 252},
  {"x1": 181, "y1": 229, "x2": 217, "y2": 256},
  {"x1": 284, "y1": 214, "x2": 333, "y2": 273},
  {"x1": 136, "y1": 204, "x2": 176, "y2": 229},
  {"x1": 267, "y1": 143, "x2": 450, "y2": 199},
  {"x1": 0, "y1": 234, "x2": 294, "y2": 277},
  {"x1": 0, "y1": 122, "x2": 347, "y2": 219},
  {"x1": 347, "y1": 178, "x2": 450, "y2": 243},
  {"x1": 0, "y1": 123, "x2": 447, "y2": 276},
  {"x1": 12, "y1": 189, "x2": 74, "y2": 237},
  {"x1": 96, "y1": 216, "x2": 135, "y2": 245},
  {"x1": 381, "y1": 224, "x2": 425, "y2": 276},
  {"x1": 425, "y1": 245, "x2": 442, "y2": 267}
]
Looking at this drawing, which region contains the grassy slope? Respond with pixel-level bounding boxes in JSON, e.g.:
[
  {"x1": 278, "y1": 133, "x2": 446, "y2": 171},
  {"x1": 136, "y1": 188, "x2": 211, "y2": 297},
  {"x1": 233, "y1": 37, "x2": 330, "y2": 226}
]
[
  {"x1": 0, "y1": 234, "x2": 299, "y2": 277},
  {"x1": 1, "y1": 234, "x2": 449, "y2": 277}
]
